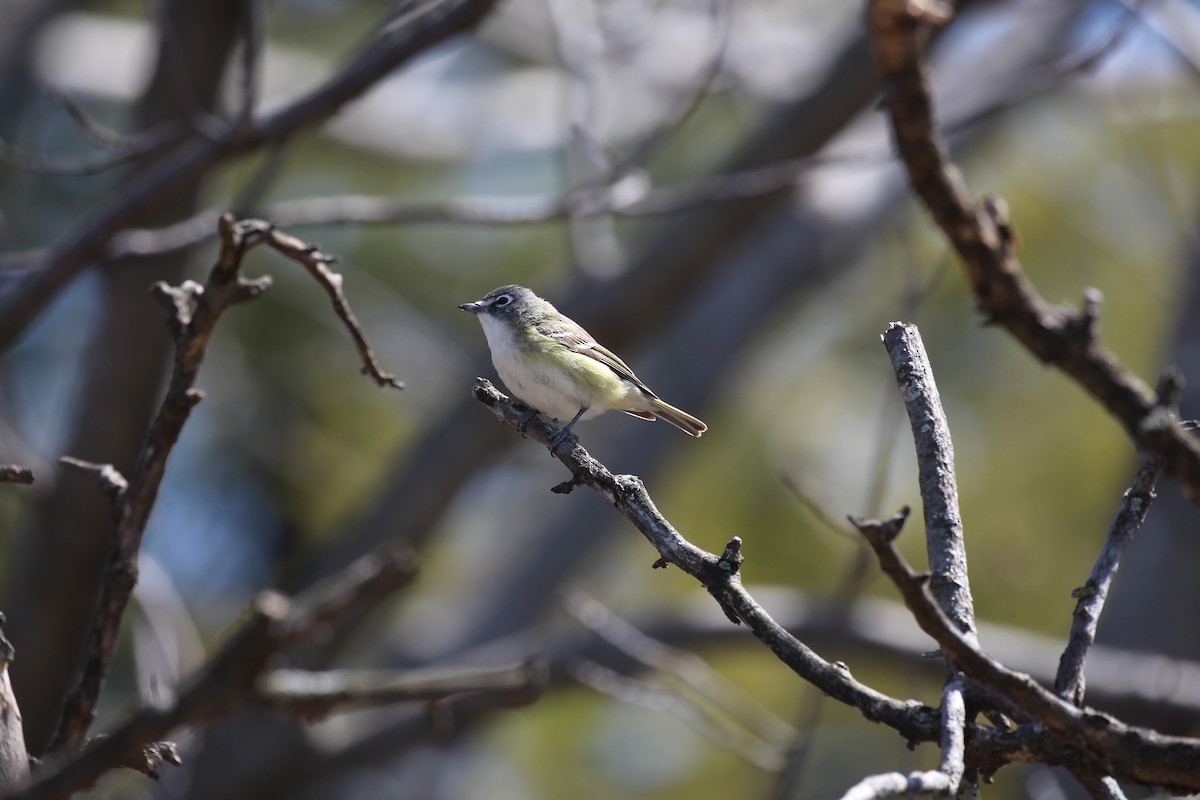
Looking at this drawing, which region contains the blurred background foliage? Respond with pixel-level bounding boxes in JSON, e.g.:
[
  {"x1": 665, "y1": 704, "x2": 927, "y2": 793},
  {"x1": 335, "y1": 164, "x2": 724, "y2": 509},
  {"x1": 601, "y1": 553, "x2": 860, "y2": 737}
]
[{"x1": 1, "y1": 0, "x2": 1199, "y2": 797}]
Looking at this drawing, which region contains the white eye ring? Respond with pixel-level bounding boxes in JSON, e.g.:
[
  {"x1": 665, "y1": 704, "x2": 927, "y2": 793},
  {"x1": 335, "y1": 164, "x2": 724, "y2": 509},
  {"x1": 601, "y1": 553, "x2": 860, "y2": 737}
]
[{"x1": 494, "y1": 294, "x2": 513, "y2": 307}]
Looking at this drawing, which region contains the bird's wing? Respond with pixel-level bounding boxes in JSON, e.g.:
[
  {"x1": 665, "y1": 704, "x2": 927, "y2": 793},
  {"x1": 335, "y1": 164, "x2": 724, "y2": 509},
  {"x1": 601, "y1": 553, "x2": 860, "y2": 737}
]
[{"x1": 535, "y1": 320, "x2": 659, "y2": 398}]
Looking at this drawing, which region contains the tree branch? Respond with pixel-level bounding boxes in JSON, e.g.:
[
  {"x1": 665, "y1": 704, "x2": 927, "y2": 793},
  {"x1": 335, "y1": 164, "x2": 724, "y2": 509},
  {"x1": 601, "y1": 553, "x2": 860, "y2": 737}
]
[
  {"x1": 50, "y1": 213, "x2": 398, "y2": 754},
  {"x1": 471, "y1": 378, "x2": 942, "y2": 743},
  {"x1": 254, "y1": 663, "x2": 545, "y2": 720},
  {"x1": 850, "y1": 510, "x2": 1200, "y2": 791},
  {"x1": 11, "y1": 544, "x2": 423, "y2": 799},
  {"x1": 49, "y1": 215, "x2": 274, "y2": 754},
  {"x1": 865, "y1": 0, "x2": 1200, "y2": 502},
  {"x1": 0, "y1": 0, "x2": 501, "y2": 349}
]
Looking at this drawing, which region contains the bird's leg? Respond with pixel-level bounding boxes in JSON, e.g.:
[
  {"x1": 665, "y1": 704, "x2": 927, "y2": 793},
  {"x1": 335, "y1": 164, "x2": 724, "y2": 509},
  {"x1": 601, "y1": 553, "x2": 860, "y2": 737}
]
[{"x1": 549, "y1": 406, "x2": 588, "y2": 454}]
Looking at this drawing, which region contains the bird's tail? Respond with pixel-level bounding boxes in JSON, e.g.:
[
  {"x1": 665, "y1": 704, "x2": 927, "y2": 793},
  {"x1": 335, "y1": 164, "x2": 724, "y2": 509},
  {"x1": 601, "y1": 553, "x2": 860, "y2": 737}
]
[{"x1": 646, "y1": 397, "x2": 707, "y2": 437}]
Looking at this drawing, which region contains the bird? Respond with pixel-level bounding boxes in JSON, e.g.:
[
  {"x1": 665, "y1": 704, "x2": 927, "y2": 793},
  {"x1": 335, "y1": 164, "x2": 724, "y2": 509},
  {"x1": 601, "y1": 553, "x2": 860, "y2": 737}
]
[{"x1": 459, "y1": 284, "x2": 707, "y2": 450}]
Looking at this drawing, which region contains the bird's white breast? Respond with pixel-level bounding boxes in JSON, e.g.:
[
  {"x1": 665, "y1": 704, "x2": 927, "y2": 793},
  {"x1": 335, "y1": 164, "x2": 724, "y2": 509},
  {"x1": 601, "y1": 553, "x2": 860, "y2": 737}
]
[{"x1": 478, "y1": 314, "x2": 591, "y2": 421}]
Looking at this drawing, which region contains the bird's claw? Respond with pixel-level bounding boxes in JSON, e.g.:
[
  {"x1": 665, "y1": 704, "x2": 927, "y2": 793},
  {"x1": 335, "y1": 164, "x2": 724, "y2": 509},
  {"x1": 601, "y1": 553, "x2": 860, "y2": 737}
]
[{"x1": 516, "y1": 406, "x2": 537, "y2": 438}]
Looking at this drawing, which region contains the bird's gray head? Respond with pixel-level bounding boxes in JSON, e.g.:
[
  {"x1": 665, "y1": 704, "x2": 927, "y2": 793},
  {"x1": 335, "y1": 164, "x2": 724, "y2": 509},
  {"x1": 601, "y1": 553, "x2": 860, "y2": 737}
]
[{"x1": 458, "y1": 284, "x2": 545, "y2": 323}]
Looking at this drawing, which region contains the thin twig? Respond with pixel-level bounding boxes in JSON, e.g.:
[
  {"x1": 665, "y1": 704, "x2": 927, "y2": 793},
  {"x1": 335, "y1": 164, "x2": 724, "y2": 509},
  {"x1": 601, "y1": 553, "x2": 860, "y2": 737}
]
[
  {"x1": 245, "y1": 219, "x2": 403, "y2": 389},
  {"x1": 877, "y1": 321, "x2": 975, "y2": 797},
  {"x1": 58, "y1": 457, "x2": 128, "y2": 502},
  {"x1": 1053, "y1": 370, "x2": 1180, "y2": 708}
]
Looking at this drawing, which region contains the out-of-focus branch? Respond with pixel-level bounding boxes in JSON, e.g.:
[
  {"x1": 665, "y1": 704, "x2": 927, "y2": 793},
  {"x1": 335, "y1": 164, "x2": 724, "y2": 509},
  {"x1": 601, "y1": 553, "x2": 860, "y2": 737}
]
[
  {"x1": 865, "y1": 0, "x2": 1200, "y2": 502},
  {"x1": 255, "y1": 662, "x2": 545, "y2": 720},
  {"x1": 1055, "y1": 442, "x2": 1167, "y2": 705},
  {"x1": 51, "y1": 214, "x2": 399, "y2": 754},
  {"x1": 49, "y1": 215, "x2": 274, "y2": 754},
  {"x1": 0, "y1": 0, "x2": 501, "y2": 349},
  {"x1": 851, "y1": 509, "x2": 1200, "y2": 791},
  {"x1": 11, "y1": 544, "x2": 423, "y2": 800},
  {"x1": 57, "y1": 458, "x2": 127, "y2": 502},
  {"x1": 0, "y1": 123, "x2": 186, "y2": 176},
  {"x1": 0, "y1": 466, "x2": 33, "y2": 485}
]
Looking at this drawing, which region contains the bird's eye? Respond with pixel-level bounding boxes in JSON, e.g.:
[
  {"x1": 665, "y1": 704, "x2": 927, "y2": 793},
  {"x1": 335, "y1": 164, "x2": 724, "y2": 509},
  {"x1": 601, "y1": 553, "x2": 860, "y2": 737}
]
[{"x1": 494, "y1": 294, "x2": 513, "y2": 308}]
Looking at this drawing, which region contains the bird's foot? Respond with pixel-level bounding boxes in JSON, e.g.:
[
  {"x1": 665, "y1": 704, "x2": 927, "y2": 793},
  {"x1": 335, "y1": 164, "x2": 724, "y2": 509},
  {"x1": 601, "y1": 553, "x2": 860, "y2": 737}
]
[
  {"x1": 548, "y1": 427, "x2": 572, "y2": 455},
  {"x1": 515, "y1": 405, "x2": 538, "y2": 438}
]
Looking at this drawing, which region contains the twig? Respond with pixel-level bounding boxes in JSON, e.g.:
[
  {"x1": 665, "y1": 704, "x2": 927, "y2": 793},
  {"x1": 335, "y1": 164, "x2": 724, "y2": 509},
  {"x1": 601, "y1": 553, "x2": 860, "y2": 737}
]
[
  {"x1": 0, "y1": 466, "x2": 33, "y2": 485},
  {"x1": 849, "y1": 510, "x2": 1200, "y2": 791},
  {"x1": 15, "y1": 544, "x2": 422, "y2": 799},
  {"x1": 1054, "y1": 370, "x2": 1179, "y2": 708},
  {"x1": 865, "y1": 0, "x2": 1200, "y2": 503},
  {"x1": 58, "y1": 457, "x2": 128, "y2": 502},
  {"x1": 233, "y1": 218, "x2": 403, "y2": 389}
]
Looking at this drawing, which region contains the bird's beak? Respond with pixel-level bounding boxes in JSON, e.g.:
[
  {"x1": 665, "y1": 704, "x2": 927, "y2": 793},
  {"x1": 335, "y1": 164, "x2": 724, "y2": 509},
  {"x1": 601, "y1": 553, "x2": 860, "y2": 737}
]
[{"x1": 458, "y1": 300, "x2": 485, "y2": 313}]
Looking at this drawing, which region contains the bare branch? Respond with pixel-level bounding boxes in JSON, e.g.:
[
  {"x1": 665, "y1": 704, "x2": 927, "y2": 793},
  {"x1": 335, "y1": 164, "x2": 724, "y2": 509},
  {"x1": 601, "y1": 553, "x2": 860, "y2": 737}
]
[
  {"x1": 57, "y1": 457, "x2": 127, "y2": 502},
  {"x1": 0, "y1": 0, "x2": 502, "y2": 349},
  {"x1": 254, "y1": 663, "x2": 545, "y2": 720},
  {"x1": 1055, "y1": 452, "x2": 1164, "y2": 705},
  {"x1": 837, "y1": 769, "x2": 954, "y2": 800},
  {"x1": 471, "y1": 378, "x2": 942, "y2": 741},
  {"x1": 865, "y1": 0, "x2": 1200, "y2": 503},
  {"x1": 881, "y1": 322, "x2": 975, "y2": 642},
  {"x1": 241, "y1": 218, "x2": 402, "y2": 389},
  {"x1": 44, "y1": 84, "x2": 165, "y2": 152},
  {"x1": 1054, "y1": 370, "x2": 1179, "y2": 707},
  {"x1": 850, "y1": 510, "x2": 1200, "y2": 791},
  {"x1": 46, "y1": 212, "x2": 399, "y2": 755},
  {"x1": 15, "y1": 544, "x2": 421, "y2": 799},
  {"x1": 0, "y1": 467, "x2": 33, "y2": 485},
  {"x1": 47, "y1": 213, "x2": 280, "y2": 754}
]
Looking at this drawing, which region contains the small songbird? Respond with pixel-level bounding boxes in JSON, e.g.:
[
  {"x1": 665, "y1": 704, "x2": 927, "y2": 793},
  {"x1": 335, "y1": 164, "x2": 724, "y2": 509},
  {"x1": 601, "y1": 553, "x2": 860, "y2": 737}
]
[{"x1": 459, "y1": 284, "x2": 707, "y2": 450}]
